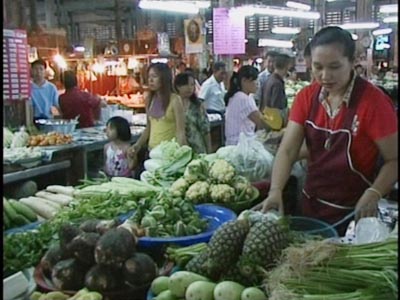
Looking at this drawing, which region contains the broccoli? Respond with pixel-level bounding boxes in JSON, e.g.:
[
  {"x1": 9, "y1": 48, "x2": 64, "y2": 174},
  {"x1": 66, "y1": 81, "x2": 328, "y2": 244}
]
[
  {"x1": 170, "y1": 178, "x2": 189, "y2": 198},
  {"x1": 185, "y1": 181, "x2": 210, "y2": 204},
  {"x1": 209, "y1": 159, "x2": 235, "y2": 184},
  {"x1": 183, "y1": 159, "x2": 209, "y2": 184},
  {"x1": 209, "y1": 184, "x2": 236, "y2": 203}
]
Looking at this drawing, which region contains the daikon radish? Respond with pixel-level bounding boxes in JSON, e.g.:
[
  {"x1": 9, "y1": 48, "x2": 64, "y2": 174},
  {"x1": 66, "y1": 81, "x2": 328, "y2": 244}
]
[
  {"x1": 19, "y1": 197, "x2": 58, "y2": 219},
  {"x1": 46, "y1": 185, "x2": 75, "y2": 196},
  {"x1": 35, "y1": 191, "x2": 72, "y2": 205}
]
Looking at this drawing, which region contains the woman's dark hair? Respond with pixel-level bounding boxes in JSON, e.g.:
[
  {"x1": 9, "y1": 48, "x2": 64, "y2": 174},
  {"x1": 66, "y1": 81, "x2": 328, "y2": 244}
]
[
  {"x1": 174, "y1": 72, "x2": 197, "y2": 103},
  {"x1": 62, "y1": 70, "x2": 78, "y2": 90},
  {"x1": 310, "y1": 26, "x2": 355, "y2": 61},
  {"x1": 147, "y1": 63, "x2": 173, "y2": 110},
  {"x1": 224, "y1": 65, "x2": 258, "y2": 105},
  {"x1": 106, "y1": 116, "x2": 131, "y2": 142}
]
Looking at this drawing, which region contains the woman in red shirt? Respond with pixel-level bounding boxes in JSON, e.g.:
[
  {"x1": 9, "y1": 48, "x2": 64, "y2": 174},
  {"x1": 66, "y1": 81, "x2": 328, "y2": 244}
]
[
  {"x1": 256, "y1": 26, "x2": 398, "y2": 235},
  {"x1": 59, "y1": 71, "x2": 106, "y2": 128}
]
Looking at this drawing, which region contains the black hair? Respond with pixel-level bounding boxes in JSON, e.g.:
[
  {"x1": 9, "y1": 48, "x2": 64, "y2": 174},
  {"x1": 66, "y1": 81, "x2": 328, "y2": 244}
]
[
  {"x1": 304, "y1": 42, "x2": 311, "y2": 58},
  {"x1": 274, "y1": 54, "x2": 291, "y2": 70},
  {"x1": 265, "y1": 51, "x2": 279, "y2": 59},
  {"x1": 310, "y1": 26, "x2": 355, "y2": 61},
  {"x1": 174, "y1": 72, "x2": 197, "y2": 103},
  {"x1": 212, "y1": 61, "x2": 226, "y2": 73},
  {"x1": 31, "y1": 59, "x2": 46, "y2": 69},
  {"x1": 62, "y1": 70, "x2": 78, "y2": 90},
  {"x1": 147, "y1": 63, "x2": 173, "y2": 111},
  {"x1": 354, "y1": 64, "x2": 363, "y2": 69},
  {"x1": 224, "y1": 65, "x2": 258, "y2": 105},
  {"x1": 106, "y1": 116, "x2": 131, "y2": 142}
]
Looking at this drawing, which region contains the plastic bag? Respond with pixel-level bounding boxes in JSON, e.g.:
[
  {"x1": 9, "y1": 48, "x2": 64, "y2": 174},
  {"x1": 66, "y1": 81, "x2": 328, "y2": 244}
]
[
  {"x1": 218, "y1": 133, "x2": 274, "y2": 182},
  {"x1": 354, "y1": 217, "x2": 391, "y2": 244}
]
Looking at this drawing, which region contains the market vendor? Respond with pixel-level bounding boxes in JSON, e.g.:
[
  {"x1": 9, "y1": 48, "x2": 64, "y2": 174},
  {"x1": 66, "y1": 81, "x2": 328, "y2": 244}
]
[
  {"x1": 255, "y1": 26, "x2": 398, "y2": 236},
  {"x1": 128, "y1": 63, "x2": 186, "y2": 174},
  {"x1": 30, "y1": 59, "x2": 61, "y2": 120}
]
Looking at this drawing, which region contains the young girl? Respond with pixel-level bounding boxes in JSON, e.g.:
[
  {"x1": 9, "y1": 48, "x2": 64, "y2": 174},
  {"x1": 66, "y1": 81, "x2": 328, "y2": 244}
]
[{"x1": 104, "y1": 116, "x2": 134, "y2": 177}]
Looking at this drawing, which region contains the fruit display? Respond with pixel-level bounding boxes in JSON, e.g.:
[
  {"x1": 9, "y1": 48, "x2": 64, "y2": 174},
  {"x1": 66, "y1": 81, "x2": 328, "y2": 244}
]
[
  {"x1": 28, "y1": 132, "x2": 73, "y2": 147},
  {"x1": 37, "y1": 219, "x2": 158, "y2": 294}
]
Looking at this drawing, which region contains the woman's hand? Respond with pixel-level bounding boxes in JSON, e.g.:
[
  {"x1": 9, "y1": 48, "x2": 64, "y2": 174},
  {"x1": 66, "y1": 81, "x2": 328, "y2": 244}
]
[
  {"x1": 127, "y1": 145, "x2": 139, "y2": 159},
  {"x1": 252, "y1": 189, "x2": 284, "y2": 214},
  {"x1": 354, "y1": 190, "x2": 380, "y2": 221}
]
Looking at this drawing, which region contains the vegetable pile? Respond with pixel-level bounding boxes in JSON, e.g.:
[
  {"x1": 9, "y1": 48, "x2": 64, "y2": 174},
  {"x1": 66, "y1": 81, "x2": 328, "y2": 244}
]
[
  {"x1": 28, "y1": 132, "x2": 73, "y2": 147},
  {"x1": 265, "y1": 238, "x2": 398, "y2": 300},
  {"x1": 31, "y1": 288, "x2": 103, "y2": 300},
  {"x1": 38, "y1": 219, "x2": 158, "y2": 293},
  {"x1": 169, "y1": 158, "x2": 258, "y2": 205},
  {"x1": 4, "y1": 197, "x2": 38, "y2": 230},
  {"x1": 128, "y1": 191, "x2": 208, "y2": 237}
]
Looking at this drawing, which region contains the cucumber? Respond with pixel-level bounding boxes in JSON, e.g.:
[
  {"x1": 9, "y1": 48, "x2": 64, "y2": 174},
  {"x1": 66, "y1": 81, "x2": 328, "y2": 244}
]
[
  {"x1": 8, "y1": 199, "x2": 38, "y2": 222},
  {"x1": 3, "y1": 198, "x2": 18, "y2": 223},
  {"x1": 186, "y1": 281, "x2": 217, "y2": 300},
  {"x1": 168, "y1": 271, "x2": 210, "y2": 298},
  {"x1": 214, "y1": 281, "x2": 245, "y2": 300},
  {"x1": 151, "y1": 276, "x2": 170, "y2": 296},
  {"x1": 12, "y1": 214, "x2": 31, "y2": 227},
  {"x1": 241, "y1": 287, "x2": 267, "y2": 300},
  {"x1": 4, "y1": 212, "x2": 11, "y2": 229}
]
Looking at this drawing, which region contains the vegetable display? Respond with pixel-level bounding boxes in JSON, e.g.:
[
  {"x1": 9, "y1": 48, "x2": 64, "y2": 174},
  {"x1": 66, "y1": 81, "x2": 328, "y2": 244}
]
[
  {"x1": 4, "y1": 197, "x2": 38, "y2": 230},
  {"x1": 30, "y1": 288, "x2": 103, "y2": 300}
]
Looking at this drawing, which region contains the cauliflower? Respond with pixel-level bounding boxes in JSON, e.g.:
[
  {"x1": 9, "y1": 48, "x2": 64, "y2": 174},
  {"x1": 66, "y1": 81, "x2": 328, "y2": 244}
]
[
  {"x1": 233, "y1": 176, "x2": 255, "y2": 201},
  {"x1": 210, "y1": 184, "x2": 236, "y2": 203},
  {"x1": 10, "y1": 127, "x2": 29, "y2": 148},
  {"x1": 185, "y1": 181, "x2": 210, "y2": 204},
  {"x1": 209, "y1": 159, "x2": 235, "y2": 184},
  {"x1": 170, "y1": 178, "x2": 189, "y2": 198},
  {"x1": 183, "y1": 159, "x2": 209, "y2": 184}
]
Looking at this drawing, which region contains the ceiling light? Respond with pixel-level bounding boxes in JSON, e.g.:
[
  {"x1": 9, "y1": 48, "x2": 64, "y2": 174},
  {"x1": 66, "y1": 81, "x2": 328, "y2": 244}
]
[
  {"x1": 233, "y1": 5, "x2": 320, "y2": 19},
  {"x1": 258, "y1": 38, "x2": 294, "y2": 48},
  {"x1": 379, "y1": 4, "x2": 398, "y2": 13},
  {"x1": 74, "y1": 46, "x2": 85, "y2": 52},
  {"x1": 383, "y1": 16, "x2": 398, "y2": 23},
  {"x1": 372, "y1": 28, "x2": 393, "y2": 36},
  {"x1": 139, "y1": 0, "x2": 201, "y2": 14},
  {"x1": 54, "y1": 54, "x2": 67, "y2": 69},
  {"x1": 272, "y1": 27, "x2": 301, "y2": 34},
  {"x1": 194, "y1": 1, "x2": 210, "y2": 9},
  {"x1": 286, "y1": 1, "x2": 311, "y2": 11},
  {"x1": 340, "y1": 22, "x2": 379, "y2": 30},
  {"x1": 351, "y1": 33, "x2": 358, "y2": 40}
]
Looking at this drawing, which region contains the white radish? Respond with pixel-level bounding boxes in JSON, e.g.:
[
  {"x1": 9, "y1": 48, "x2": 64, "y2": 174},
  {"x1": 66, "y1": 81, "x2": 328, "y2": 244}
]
[
  {"x1": 46, "y1": 185, "x2": 75, "y2": 196},
  {"x1": 27, "y1": 196, "x2": 62, "y2": 210},
  {"x1": 19, "y1": 197, "x2": 58, "y2": 219},
  {"x1": 35, "y1": 191, "x2": 72, "y2": 205}
]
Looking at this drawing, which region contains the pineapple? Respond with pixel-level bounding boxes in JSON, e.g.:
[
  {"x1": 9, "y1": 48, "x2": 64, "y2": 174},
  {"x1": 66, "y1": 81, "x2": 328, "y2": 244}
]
[
  {"x1": 185, "y1": 249, "x2": 211, "y2": 278},
  {"x1": 220, "y1": 263, "x2": 253, "y2": 287},
  {"x1": 238, "y1": 218, "x2": 289, "y2": 279},
  {"x1": 205, "y1": 219, "x2": 250, "y2": 279}
]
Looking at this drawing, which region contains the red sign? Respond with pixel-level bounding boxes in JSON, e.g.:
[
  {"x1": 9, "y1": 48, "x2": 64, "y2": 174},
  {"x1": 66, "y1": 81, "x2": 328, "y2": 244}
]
[{"x1": 3, "y1": 29, "x2": 30, "y2": 100}]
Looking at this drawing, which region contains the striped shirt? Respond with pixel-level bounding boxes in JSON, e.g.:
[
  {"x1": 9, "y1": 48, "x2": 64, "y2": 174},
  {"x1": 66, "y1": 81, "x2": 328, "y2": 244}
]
[{"x1": 225, "y1": 91, "x2": 259, "y2": 145}]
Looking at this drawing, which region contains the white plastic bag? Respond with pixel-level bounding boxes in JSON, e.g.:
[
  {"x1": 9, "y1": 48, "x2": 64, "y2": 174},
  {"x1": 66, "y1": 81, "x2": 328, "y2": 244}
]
[
  {"x1": 354, "y1": 217, "x2": 391, "y2": 244},
  {"x1": 219, "y1": 133, "x2": 274, "y2": 182}
]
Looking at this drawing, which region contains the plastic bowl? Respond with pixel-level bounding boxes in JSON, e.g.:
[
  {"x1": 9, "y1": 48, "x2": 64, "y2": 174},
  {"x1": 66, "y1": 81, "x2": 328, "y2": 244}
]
[
  {"x1": 289, "y1": 216, "x2": 339, "y2": 238},
  {"x1": 36, "y1": 119, "x2": 78, "y2": 134},
  {"x1": 136, "y1": 204, "x2": 237, "y2": 249}
]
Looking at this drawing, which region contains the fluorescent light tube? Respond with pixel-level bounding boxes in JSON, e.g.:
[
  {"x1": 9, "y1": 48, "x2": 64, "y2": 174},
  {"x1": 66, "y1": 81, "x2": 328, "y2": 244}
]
[
  {"x1": 258, "y1": 38, "x2": 293, "y2": 48},
  {"x1": 257, "y1": 6, "x2": 320, "y2": 19},
  {"x1": 340, "y1": 22, "x2": 379, "y2": 30},
  {"x1": 286, "y1": 1, "x2": 311, "y2": 11},
  {"x1": 372, "y1": 28, "x2": 393, "y2": 36},
  {"x1": 139, "y1": 0, "x2": 199, "y2": 14},
  {"x1": 271, "y1": 27, "x2": 301, "y2": 34},
  {"x1": 383, "y1": 16, "x2": 398, "y2": 23},
  {"x1": 379, "y1": 4, "x2": 398, "y2": 13}
]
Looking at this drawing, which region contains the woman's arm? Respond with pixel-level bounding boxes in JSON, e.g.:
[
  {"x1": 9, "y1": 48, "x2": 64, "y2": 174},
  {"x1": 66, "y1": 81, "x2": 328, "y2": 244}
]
[
  {"x1": 355, "y1": 132, "x2": 398, "y2": 220},
  {"x1": 248, "y1": 110, "x2": 271, "y2": 131},
  {"x1": 173, "y1": 96, "x2": 187, "y2": 145}
]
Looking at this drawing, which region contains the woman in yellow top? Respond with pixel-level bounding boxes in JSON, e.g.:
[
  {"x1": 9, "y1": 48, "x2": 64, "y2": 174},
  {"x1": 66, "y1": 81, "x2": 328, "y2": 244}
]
[{"x1": 128, "y1": 63, "x2": 187, "y2": 168}]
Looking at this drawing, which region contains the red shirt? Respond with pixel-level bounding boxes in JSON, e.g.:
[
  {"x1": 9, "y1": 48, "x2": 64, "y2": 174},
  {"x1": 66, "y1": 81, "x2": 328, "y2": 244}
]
[
  {"x1": 290, "y1": 80, "x2": 397, "y2": 178},
  {"x1": 59, "y1": 87, "x2": 101, "y2": 128}
]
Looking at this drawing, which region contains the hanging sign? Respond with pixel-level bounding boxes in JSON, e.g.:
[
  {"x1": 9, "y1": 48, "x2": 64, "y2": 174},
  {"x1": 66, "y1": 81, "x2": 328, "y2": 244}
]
[
  {"x1": 3, "y1": 29, "x2": 30, "y2": 100},
  {"x1": 157, "y1": 32, "x2": 171, "y2": 56},
  {"x1": 184, "y1": 18, "x2": 204, "y2": 54},
  {"x1": 213, "y1": 8, "x2": 245, "y2": 55}
]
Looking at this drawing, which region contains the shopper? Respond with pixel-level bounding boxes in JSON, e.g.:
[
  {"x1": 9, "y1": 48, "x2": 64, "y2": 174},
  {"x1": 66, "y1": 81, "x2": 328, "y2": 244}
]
[
  {"x1": 260, "y1": 54, "x2": 291, "y2": 124},
  {"x1": 254, "y1": 51, "x2": 279, "y2": 106},
  {"x1": 198, "y1": 62, "x2": 227, "y2": 115},
  {"x1": 175, "y1": 72, "x2": 211, "y2": 154},
  {"x1": 224, "y1": 66, "x2": 271, "y2": 145},
  {"x1": 59, "y1": 71, "x2": 107, "y2": 128},
  {"x1": 354, "y1": 64, "x2": 366, "y2": 78},
  {"x1": 104, "y1": 116, "x2": 134, "y2": 178},
  {"x1": 128, "y1": 63, "x2": 186, "y2": 170},
  {"x1": 255, "y1": 26, "x2": 398, "y2": 236},
  {"x1": 30, "y1": 59, "x2": 60, "y2": 120},
  {"x1": 184, "y1": 67, "x2": 202, "y2": 95}
]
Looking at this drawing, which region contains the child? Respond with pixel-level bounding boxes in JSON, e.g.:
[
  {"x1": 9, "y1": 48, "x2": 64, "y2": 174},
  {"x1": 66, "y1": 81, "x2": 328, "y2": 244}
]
[{"x1": 104, "y1": 116, "x2": 134, "y2": 177}]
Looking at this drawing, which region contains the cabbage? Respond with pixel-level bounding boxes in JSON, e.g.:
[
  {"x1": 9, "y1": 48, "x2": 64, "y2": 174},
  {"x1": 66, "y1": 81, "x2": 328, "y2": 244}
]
[
  {"x1": 11, "y1": 127, "x2": 29, "y2": 148},
  {"x1": 144, "y1": 159, "x2": 164, "y2": 172},
  {"x1": 3, "y1": 127, "x2": 14, "y2": 148},
  {"x1": 149, "y1": 139, "x2": 181, "y2": 160}
]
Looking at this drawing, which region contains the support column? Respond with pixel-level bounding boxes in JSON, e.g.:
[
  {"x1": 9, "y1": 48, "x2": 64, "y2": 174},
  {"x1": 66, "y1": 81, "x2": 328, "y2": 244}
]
[{"x1": 115, "y1": 0, "x2": 122, "y2": 43}]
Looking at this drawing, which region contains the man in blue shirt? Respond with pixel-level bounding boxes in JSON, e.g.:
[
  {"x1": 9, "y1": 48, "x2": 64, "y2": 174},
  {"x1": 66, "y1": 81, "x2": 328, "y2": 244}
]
[
  {"x1": 30, "y1": 59, "x2": 60, "y2": 119},
  {"x1": 254, "y1": 51, "x2": 279, "y2": 106}
]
